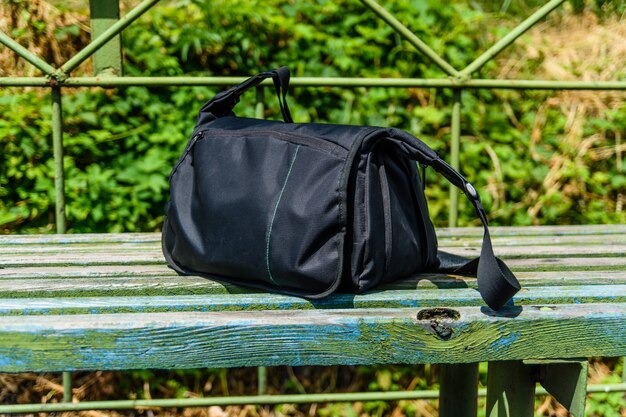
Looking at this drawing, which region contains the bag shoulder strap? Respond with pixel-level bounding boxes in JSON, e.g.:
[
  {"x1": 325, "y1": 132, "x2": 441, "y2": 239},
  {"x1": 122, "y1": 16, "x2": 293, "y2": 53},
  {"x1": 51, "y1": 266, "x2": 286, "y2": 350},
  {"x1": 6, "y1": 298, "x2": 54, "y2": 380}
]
[
  {"x1": 198, "y1": 66, "x2": 293, "y2": 122},
  {"x1": 430, "y1": 158, "x2": 521, "y2": 310},
  {"x1": 382, "y1": 128, "x2": 520, "y2": 310}
]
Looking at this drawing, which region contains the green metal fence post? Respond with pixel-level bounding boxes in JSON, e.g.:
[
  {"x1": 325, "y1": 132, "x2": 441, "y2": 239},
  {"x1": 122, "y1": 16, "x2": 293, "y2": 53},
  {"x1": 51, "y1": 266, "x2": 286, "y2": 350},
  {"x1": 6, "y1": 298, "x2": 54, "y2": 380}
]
[
  {"x1": 257, "y1": 366, "x2": 268, "y2": 395},
  {"x1": 449, "y1": 88, "x2": 462, "y2": 227},
  {"x1": 51, "y1": 87, "x2": 67, "y2": 234},
  {"x1": 255, "y1": 85, "x2": 268, "y2": 396},
  {"x1": 256, "y1": 86, "x2": 265, "y2": 119},
  {"x1": 89, "y1": 0, "x2": 123, "y2": 76},
  {"x1": 63, "y1": 372, "x2": 72, "y2": 403},
  {"x1": 61, "y1": 0, "x2": 161, "y2": 74},
  {"x1": 439, "y1": 363, "x2": 478, "y2": 417}
]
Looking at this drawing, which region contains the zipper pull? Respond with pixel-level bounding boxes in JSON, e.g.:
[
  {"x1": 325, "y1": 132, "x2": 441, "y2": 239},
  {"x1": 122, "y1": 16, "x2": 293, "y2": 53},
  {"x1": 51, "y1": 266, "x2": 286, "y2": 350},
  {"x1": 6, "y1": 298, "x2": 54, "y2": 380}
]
[
  {"x1": 188, "y1": 132, "x2": 202, "y2": 151},
  {"x1": 188, "y1": 133, "x2": 202, "y2": 166},
  {"x1": 169, "y1": 132, "x2": 203, "y2": 180}
]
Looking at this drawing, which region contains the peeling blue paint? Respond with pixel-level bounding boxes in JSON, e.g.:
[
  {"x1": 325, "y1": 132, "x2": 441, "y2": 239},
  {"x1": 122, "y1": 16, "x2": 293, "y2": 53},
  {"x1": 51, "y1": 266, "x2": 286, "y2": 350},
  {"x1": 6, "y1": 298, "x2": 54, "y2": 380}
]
[
  {"x1": 488, "y1": 332, "x2": 520, "y2": 351},
  {"x1": 0, "y1": 355, "x2": 24, "y2": 368}
]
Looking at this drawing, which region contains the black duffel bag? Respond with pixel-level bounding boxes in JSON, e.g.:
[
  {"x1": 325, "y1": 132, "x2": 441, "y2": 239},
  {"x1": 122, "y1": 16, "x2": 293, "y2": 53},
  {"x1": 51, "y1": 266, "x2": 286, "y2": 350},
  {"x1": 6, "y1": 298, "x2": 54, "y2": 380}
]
[{"x1": 162, "y1": 67, "x2": 520, "y2": 310}]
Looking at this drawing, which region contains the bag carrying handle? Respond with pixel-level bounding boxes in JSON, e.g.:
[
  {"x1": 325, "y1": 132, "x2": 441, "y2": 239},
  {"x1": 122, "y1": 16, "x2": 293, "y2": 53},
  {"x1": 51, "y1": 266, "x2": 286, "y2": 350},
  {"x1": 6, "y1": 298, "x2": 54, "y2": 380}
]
[
  {"x1": 384, "y1": 129, "x2": 521, "y2": 311},
  {"x1": 199, "y1": 66, "x2": 293, "y2": 122}
]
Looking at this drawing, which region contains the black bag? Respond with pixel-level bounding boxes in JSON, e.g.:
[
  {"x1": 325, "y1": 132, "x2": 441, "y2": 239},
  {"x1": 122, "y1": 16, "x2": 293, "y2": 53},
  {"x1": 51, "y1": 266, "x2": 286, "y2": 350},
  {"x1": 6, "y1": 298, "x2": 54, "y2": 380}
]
[{"x1": 162, "y1": 67, "x2": 520, "y2": 310}]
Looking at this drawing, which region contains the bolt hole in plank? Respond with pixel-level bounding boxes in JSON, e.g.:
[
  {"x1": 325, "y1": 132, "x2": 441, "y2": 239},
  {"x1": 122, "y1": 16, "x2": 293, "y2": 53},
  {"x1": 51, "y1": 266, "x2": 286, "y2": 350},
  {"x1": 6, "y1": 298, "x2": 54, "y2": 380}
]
[
  {"x1": 416, "y1": 307, "x2": 461, "y2": 321},
  {"x1": 416, "y1": 307, "x2": 460, "y2": 340}
]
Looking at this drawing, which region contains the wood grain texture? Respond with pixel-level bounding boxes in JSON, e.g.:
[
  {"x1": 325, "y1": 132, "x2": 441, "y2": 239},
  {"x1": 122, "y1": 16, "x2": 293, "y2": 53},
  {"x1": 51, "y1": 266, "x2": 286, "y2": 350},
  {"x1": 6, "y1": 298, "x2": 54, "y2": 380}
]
[
  {"x1": 0, "y1": 303, "x2": 624, "y2": 372},
  {"x1": 0, "y1": 285, "x2": 624, "y2": 314},
  {"x1": 2, "y1": 239, "x2": 624, "y2": 262},
  {"x1": 3, "y1": 268, "x2": 626, "y2": 286},
  {"x1": 2, "y1": 233, "x2": 624, "y2": 253},
  {"x1": 0, "y1": 224, "x2": 623, "y2": 246},
  {"x1": 3, "y1": 251, "x2": 626, "y2": 270},
  {"x1": 0, "y1": 264, "x2": 175, "y2": 279},
  {"x1": 1, "y1": 226, "x2": 624, "y2": 373}
]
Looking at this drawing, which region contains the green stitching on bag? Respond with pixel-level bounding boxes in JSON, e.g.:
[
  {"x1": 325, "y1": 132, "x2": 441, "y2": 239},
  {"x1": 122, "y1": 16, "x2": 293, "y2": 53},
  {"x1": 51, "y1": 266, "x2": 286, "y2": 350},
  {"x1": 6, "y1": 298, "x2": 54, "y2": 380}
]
[{"x1": 266, "y1": 144, "x2": 301, "y2": 284}]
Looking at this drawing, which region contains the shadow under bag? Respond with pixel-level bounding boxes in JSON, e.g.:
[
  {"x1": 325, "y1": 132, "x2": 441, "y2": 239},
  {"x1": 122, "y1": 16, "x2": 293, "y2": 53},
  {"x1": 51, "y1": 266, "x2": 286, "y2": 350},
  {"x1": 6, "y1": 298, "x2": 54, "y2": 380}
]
[{"x1": 162, "y1": 67, "x2": 520, "y2": 310}]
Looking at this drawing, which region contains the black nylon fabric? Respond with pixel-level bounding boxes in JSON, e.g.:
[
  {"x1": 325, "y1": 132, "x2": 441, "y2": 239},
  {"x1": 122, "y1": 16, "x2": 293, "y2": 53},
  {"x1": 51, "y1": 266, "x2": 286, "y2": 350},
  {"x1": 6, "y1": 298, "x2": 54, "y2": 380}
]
[{"x1": 162, "y1": 67, "x2": 521, "y2": 310}]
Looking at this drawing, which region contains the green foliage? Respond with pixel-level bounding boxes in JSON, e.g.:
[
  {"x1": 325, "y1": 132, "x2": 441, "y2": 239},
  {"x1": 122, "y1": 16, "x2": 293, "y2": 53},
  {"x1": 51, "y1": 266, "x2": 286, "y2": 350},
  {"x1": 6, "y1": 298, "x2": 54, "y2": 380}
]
[
  {"x1": 1, "y1": 0, "x2": 625, "y2": 233},
  {"x1": 586, "y1": 372, "x2": 626, "y2": 417}
]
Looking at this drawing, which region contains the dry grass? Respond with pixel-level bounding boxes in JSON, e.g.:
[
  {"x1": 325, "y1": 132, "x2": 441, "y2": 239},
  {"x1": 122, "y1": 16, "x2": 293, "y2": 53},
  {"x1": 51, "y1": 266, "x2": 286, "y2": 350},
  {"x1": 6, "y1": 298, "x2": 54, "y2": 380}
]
[
  {"x1": 0, "y1": 362, "x2": 623, "y2": 417},
  {"x1": 0, "y1": 366, "x2": 415, "y2": 417},
  {"x1": 0, "y1": 0, "x2": 91, "y2": 77},
  {"x1": 493, "y1": 10, "x2": 626, "y2": 223}
]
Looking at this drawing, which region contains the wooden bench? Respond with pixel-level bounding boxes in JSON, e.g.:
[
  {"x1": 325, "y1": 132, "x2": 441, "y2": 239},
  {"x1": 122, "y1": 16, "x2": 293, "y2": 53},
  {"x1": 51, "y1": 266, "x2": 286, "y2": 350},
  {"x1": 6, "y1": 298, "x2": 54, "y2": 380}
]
[{"x1": 1, "y1": 225, "x2": 625, "y2": 416}]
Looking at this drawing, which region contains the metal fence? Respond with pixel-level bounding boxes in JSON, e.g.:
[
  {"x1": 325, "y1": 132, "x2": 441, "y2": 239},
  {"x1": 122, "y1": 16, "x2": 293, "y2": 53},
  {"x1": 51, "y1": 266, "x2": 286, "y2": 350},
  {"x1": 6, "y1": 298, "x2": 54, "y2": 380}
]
[{"x1": 1, "y1": 0, "x2": 625, "y2": 412}]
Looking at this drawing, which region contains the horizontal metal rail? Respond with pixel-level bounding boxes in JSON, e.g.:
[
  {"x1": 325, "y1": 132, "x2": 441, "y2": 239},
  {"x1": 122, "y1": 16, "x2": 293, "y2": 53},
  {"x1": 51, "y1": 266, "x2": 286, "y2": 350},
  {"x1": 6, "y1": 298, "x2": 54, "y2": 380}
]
[
  {"x1": 1, "y1": 383, "x2": 625, "y2": 414},
  {"x1": 1, "y1": 77, "x2": 626, "y2": 90}
]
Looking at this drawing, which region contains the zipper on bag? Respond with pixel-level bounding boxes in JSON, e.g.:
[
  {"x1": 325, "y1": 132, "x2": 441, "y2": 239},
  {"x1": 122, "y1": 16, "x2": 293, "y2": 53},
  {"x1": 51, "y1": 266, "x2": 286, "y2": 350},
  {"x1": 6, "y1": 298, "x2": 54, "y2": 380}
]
[
  {"x1": 376, "y1": 153, "x2": 393, "y2": 275},
  {"x1": 169, "y1": 132, "x2": 203, "y2": 181},
  {"x1": 203, "y1": 128, "x2": 345, "y2": 156}
]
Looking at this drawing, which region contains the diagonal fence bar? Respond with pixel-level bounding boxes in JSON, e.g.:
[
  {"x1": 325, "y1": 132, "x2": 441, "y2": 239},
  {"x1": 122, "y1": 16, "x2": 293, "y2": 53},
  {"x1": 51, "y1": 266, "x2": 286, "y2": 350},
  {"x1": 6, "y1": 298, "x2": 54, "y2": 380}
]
[
  {"x1": 60, "y1": 0, "x2": 161, "y2": 74},
  {"x1": 359, "y1": 0, "x2": 460, "y2": 77},
  {"x1": 460, "y1": 0, "x2": 566, "y2": 76},
  {"x1": 0, "y1": 30, "x2": 56, "y2": 75}
]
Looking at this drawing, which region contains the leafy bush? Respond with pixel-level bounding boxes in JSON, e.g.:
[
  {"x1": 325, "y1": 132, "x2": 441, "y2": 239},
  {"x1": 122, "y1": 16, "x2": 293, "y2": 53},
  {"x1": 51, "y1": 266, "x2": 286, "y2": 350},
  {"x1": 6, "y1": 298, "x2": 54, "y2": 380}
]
[{"x1": 1, "y1": 0, "x2": 624, "y2": 233}]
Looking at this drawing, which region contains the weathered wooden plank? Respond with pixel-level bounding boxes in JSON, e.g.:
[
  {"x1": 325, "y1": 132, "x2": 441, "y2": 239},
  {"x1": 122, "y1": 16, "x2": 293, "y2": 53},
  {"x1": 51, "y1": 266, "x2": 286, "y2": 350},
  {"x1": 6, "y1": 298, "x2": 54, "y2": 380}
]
[
  {"x1": 0, "y1": 276, "x2": 254, "y2": 298},
  {"x1": 0, "y1": 303, "x2": 624, "y2": 372},
  {"x1": 1, "y1": 284, "x2": 624, "y2": 314},
  {"x1": 442, "y1": 245, "x2": 626, "y2": 258},
  {"x1": 0, "y1": 225, "x2": 623, "y2": 246},
  {"x1": 3, "y1": 267, "x2": 626, "y2": 290},
  {"x1": 0, "y1": 285, "x2": 624, "y2": 313},
  {"x1": 436, "y1": 224, "x2": 626, "y2": 237},
  {"x1": 1, "y1": 225, "x2": 624, "y2": 248},
  {"x1": 0, "y1": 252, "x2": 164, "y2": 267},
  {"x1": 0, "y1": 233, "x2": 161, "y2": 245},
  {"x1": 3, "y1": 247, "x2": 625, "y2": 269},
  {"x1": 0, "y1": 264, "x2": 175, "y2": 278},
  {"x1": 0, "y1": 239, "x2": 626, "y2": 262},
  {"x1": 381, "y1": 270, "x2": 626, "y2": 289},
  {"x1": 439, "y1": 234, "x2": 626, "y2": 248},
  {"x1": 0, "y1": 243, "x2": 159, "y2": 254},
  {"x1": 2, "y1": 233, "x2": 624, "y2": 254},
  {"x1": 496, "y1": 257, "x2": 626, "y2": 271}
]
